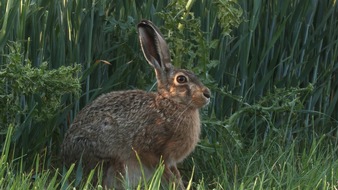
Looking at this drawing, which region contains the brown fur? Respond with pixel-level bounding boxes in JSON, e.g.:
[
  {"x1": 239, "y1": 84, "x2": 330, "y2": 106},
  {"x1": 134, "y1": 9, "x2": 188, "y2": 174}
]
[{"x1": 61, "y1": 20, "x2": 211, "y2": 189}]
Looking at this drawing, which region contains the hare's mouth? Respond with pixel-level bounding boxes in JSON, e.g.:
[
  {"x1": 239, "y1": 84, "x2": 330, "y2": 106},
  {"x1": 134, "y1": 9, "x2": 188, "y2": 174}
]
[
  {"x1": 204, "y1": 97, "x2": 211, "y2": 105},
  {"x1": 191, "y1": 93, "x2": 211, "y2": 108},
  {"x1": 202, "y1": 96, "x2": 211, "y2": 106},
  {"x1": 200, "y1": 87, "x2": 211, "y2": 106},
  {"x1": 202, "y1": 88, "x2": 211, "y2": 102}
]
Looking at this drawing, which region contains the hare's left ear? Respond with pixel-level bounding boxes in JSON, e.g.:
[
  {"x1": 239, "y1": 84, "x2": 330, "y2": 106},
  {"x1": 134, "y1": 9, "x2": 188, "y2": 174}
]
[{"x1": 138, "y1": 20, "x2": 173, "y2": 90}]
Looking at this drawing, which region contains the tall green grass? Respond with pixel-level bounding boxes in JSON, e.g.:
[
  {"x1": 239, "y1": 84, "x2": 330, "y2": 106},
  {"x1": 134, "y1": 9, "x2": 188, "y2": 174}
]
[
  {"x1": 1, "y1": 125, "x2": 337, "y2": 189},
  {"x1": 0, "y1": 0, "x2": 338, "y2": 189}
]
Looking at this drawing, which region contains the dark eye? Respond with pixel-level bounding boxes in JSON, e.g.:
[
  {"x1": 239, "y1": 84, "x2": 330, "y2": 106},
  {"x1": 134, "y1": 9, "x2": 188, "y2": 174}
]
[{"x1": 176, "y1": 75, "x2": 187, "y2": 83}]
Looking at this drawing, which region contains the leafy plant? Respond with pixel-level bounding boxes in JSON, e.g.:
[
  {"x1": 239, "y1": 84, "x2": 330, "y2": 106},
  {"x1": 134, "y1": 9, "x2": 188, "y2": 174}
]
[{"x1": 0, "y1": 42, "x2": 81, "y2": 164}]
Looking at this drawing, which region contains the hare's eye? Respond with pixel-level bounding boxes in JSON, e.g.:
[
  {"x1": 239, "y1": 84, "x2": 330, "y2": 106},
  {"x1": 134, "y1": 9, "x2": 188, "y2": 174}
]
[{"x1": 176, "y1": 75, "x2": 187, "y2": 83}]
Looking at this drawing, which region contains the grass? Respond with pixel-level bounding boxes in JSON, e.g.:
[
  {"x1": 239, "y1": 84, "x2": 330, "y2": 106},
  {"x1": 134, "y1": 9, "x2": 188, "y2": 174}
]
[
  {"x1": 0, "y1": 126, "x2": 337, "y2": 189},
  {"x1": 0, "y1": 0, "x2": 338, "y2": 189}
]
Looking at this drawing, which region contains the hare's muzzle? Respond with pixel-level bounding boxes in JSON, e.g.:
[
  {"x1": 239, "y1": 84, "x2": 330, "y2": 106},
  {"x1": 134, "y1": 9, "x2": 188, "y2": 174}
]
[
  {"x1": 199, "y1": 87, "x2": 211, "y2": 107},
  {"x1": 203, "y1": 88, "x2": 211, "y2": 99}
]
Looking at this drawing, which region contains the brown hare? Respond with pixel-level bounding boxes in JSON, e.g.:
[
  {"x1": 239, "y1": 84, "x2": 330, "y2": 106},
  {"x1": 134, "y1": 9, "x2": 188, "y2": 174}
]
[{"x1": 61, "y1": 20, "x2": 211, "y2": 189}]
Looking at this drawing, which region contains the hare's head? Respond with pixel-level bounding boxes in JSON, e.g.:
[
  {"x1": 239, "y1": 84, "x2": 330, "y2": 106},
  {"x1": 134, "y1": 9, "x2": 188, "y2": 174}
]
[{"x1": 138, "y1": 20, "x2": 211, "y2": 109}]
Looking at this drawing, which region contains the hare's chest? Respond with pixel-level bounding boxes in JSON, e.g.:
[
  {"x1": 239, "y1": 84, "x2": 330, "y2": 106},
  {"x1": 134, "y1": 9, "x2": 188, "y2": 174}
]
[{"x1": 165, "y1": 111, "x2": 201, "y2": 163}]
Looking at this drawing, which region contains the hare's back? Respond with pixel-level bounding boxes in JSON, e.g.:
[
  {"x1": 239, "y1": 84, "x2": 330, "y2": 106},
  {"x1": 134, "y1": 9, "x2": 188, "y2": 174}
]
[
  {"x1": 72, "y1": 90, "x2": 157, "y2": 131},
  {"x1": 62, "y1": 90, "x2": 157, "y2": 162}
]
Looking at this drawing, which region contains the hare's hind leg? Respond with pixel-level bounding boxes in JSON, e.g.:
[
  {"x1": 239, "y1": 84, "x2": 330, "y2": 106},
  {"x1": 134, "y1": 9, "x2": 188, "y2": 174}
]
[
  {"x1": 103, "y1": 159, "x2": 125, "y2": 190},
  {"x1": 104, "y1": 157, "x2": 153, "y2": 189},
  {"x1": 163, "y1": 164, "x2": 185, "y2": 190}
]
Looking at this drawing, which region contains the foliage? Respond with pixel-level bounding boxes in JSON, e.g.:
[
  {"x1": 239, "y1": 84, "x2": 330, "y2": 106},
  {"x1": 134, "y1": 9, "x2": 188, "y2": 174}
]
[
  {"x1": 214, "y1": 0, "x2": 244, "y2": 36},
  {"x1": 0, "y1": 43, "x2": 81, "y2": 126},
  {"x1": 157, "y1": 0, "x2": 243, "y2": 74},
  {"x1": 0, "y1": 42, "x2": 81, "y2": 164},
  {"x1": 221, "y1": 84, "x2": 314, "y2": 146}
]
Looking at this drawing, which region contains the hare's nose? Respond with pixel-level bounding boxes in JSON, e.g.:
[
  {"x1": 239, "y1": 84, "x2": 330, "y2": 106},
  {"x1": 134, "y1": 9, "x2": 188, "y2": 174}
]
[{"x1": 203, "y1": 88, "x2": 211, "y2": 99}]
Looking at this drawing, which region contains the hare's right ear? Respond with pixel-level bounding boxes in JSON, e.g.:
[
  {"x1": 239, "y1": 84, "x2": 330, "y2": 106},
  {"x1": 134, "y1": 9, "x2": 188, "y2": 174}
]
[{"x1": 138, "y1": 20, "x2": 173, "y2": 90}]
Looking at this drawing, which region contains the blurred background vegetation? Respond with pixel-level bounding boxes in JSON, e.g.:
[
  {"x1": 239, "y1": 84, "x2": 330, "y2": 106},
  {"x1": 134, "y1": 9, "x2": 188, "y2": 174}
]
[{"x1": 0, "y1": 0, "x2": 337, "y2": 189}]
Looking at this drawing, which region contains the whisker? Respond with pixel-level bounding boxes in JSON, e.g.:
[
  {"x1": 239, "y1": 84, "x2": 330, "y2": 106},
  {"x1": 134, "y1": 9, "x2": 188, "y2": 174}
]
[{"x1": 173, "y1": 101, "x2": 193, "y2": 133}]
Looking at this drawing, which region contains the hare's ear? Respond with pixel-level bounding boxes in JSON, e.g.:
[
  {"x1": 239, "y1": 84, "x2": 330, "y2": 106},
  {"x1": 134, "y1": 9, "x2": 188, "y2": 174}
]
[{"x1": 138, "y1": 20, "x2": 173, "y2": 89}]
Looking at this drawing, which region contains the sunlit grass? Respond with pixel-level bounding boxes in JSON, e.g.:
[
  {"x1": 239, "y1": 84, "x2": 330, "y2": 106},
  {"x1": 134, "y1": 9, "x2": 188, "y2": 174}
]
[{"x1": 1, "y1": 127, "x2": 337, "y2": 189}]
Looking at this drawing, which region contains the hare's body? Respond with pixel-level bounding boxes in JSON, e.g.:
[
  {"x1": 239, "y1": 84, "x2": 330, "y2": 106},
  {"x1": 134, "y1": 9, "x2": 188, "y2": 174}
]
[
  {"x1": 61, "y1": 20, "x2": 210, "y2": 189},
  {"x1": 62, "y1": 90, "x2": 201, "y2": 186}
]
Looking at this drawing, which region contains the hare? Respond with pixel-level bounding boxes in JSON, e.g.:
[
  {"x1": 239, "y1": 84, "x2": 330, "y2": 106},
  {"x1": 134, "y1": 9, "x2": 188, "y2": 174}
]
[{"x1": 61, "y1": 20, "x2": 211, "y2": 189}]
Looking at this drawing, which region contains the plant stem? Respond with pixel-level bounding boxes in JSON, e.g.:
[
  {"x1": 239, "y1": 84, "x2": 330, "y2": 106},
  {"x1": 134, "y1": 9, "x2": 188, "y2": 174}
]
[{"x1": 178, "y1": 0, "x2": 196, "y2": 31}]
